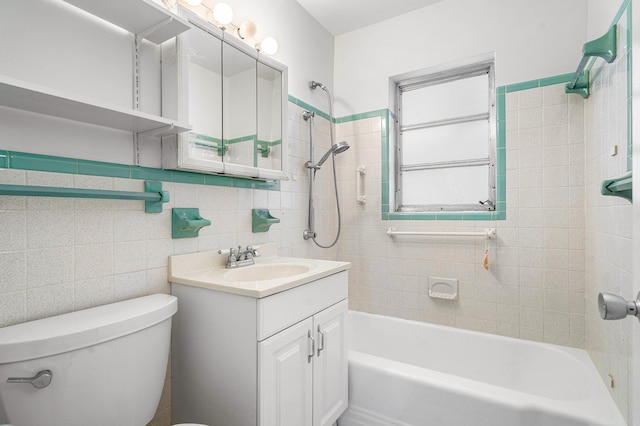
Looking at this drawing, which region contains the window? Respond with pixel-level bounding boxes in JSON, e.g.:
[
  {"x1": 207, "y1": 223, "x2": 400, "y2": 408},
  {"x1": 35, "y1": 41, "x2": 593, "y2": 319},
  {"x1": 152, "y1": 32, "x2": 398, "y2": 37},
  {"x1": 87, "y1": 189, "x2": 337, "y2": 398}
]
[{"x1": 393, "y1": 60, "x2": 496, "y2": 212}]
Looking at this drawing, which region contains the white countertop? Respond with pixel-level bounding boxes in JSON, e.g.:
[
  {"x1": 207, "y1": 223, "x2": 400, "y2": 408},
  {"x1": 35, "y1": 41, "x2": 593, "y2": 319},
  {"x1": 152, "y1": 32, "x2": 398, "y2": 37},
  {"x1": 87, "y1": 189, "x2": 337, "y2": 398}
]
[{"x1": 168, "y1": 246, "x2": 350, "y2": 298}]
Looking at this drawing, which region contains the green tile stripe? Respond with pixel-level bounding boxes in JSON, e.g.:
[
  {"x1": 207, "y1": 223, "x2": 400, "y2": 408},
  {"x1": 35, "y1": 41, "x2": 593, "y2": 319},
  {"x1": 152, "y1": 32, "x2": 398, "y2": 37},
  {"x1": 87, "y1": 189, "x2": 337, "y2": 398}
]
[
  {"x1": 0, "y1": 150, "x2": 8, "y2": 168},
  {"x1": 226, "y1": 134, "x2": 257, "y2": 144},
  {"x1": 288, "y1": 95, "x2": 331, "y2": 121},
  {"x1": 335, "y1": 109, "x2": 388, "y2": 123},
  {"x1": 504, "y1": 73, "x2": 574, "y2": 93},
  {"x1": 1, "y1": 151, "x2": 280, "y2": 191}
]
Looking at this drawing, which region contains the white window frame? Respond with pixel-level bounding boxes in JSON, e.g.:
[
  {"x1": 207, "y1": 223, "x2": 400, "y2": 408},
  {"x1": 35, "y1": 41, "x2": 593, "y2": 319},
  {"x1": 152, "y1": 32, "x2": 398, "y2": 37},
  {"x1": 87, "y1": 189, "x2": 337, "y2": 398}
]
[{"x1": 393, "y1": 60, "x2": 496, "y2": 212}]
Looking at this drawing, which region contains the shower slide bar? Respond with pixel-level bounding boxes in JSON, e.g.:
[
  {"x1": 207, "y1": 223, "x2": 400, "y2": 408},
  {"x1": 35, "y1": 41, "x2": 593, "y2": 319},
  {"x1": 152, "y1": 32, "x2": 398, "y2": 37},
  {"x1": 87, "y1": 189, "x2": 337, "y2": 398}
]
[
  {"x1": 0, "y1": 180, "x2": 169, "y2": 213},
  {"x1": 565, "y1": 25, "x2": 617, "y2": 99},
  {"x1": 387, "y1": 227, "x2": 496, "y2": 239}
]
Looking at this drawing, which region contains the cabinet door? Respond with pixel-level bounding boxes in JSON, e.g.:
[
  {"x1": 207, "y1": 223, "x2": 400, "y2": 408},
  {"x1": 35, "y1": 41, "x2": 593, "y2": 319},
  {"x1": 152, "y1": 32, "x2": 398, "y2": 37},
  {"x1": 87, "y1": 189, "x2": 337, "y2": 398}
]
[
  {"x1": 259, "y1": 317, "x2": 313, "y2": 426},
  {"x1": 313, "y1": 300, "x2": 348, "y2": 426}
]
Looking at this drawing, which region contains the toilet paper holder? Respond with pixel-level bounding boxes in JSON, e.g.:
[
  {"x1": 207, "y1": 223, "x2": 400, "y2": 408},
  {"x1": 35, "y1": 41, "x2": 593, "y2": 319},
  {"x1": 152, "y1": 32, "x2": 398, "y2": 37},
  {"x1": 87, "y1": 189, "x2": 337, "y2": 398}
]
[{"x1": 598, "y1": 292, "x2": 640, "y2": 321}]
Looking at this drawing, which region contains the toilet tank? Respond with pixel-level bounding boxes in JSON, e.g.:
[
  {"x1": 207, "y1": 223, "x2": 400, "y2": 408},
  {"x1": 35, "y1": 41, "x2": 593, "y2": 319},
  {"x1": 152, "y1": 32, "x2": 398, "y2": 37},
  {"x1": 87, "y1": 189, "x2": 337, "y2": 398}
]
[{"x1": 0, "y1": 294, "x2": 177, "y2": 426}]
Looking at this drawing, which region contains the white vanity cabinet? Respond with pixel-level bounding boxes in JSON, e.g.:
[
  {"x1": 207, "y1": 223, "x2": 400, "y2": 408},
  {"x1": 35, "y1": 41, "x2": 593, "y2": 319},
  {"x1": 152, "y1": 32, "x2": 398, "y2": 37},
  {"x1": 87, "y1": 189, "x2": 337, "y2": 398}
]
[
  {"x1": 170, "y1": 270, "x2": 348, "y2": 426},
  {"x1": 259, "y1": 299, "x2": 348, "y2": 426}
]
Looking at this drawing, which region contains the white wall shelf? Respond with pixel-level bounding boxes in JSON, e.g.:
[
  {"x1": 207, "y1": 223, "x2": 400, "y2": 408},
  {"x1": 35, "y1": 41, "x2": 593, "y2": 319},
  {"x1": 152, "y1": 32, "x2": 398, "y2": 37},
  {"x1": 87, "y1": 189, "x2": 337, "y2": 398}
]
[
  {"x1": 0, "y1": 75, "x2": 191, "y2": 136},
  {"x1": 62, "y1": 0, "x2": 190, "y2": 44}
]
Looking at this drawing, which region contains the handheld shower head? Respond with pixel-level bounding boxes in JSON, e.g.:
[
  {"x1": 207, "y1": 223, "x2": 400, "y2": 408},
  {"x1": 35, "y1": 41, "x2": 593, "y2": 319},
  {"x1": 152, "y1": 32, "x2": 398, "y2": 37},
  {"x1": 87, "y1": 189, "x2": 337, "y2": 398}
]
[{"x1": 314, "y1": 141, "x2": 350, "y2": 168}]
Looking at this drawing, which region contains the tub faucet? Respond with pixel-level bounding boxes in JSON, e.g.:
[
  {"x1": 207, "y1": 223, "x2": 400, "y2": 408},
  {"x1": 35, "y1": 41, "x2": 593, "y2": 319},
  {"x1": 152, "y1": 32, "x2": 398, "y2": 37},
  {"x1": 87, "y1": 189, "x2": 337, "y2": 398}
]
[{"x1": 218, "y1": 245, "x2": 260, "y2": 268}]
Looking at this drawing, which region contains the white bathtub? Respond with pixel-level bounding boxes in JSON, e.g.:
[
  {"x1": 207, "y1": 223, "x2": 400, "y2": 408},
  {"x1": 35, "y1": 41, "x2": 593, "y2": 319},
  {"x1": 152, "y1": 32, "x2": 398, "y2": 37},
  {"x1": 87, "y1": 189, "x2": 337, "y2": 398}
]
[{"x1": 338, "y1": 311, "x2": 626, "y2": 426}]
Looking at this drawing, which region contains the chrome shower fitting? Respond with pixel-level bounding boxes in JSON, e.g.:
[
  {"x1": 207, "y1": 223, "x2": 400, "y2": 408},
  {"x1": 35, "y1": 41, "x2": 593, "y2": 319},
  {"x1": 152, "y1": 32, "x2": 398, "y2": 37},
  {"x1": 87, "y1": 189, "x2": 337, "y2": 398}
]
[
  {"x1": 598, "y1": 292, "x2": 640, "y2": 321},
  {"x1": 309, "y1": 80, "x2": 326, "y2": 90},
  {"x1": 305, "y1": 141, "x2": 350, "y2": 170},
  {"x1": 303, "y1": 110, "x2": 315, "y2": 121}
]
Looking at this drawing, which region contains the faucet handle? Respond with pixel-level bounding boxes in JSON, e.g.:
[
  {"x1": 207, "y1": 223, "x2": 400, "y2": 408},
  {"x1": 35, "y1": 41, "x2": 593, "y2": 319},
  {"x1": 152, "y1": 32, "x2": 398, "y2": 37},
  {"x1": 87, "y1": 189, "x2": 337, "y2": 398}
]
[{"x1": 247, "y1": 245, "x2": 261, "y2": 257}]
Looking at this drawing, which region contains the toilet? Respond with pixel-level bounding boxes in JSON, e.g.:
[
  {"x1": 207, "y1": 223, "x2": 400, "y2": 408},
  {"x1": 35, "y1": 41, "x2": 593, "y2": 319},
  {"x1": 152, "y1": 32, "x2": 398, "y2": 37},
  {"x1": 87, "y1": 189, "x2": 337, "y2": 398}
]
[{"x1": 0, "y1": 294, "x2": 205, "y2": 426}]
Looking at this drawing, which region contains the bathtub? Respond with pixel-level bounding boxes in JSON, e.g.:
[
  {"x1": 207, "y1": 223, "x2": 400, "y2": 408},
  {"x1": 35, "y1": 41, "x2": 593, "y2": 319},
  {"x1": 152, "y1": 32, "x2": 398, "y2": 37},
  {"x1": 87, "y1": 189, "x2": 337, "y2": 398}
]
[{"x1": 338, "y1": 311, "x2": 626, "y2": 426}]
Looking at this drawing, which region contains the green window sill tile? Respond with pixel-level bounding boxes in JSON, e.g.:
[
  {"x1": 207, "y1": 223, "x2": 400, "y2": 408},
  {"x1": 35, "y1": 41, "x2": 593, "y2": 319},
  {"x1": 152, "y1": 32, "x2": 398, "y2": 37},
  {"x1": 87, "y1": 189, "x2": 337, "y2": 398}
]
[
  {"x1": 78, "y1": 160, "x2": 131, "y2": 178},
  {"x1": 10, "y1": 152, "x2": 78, "y2": 174},
  {"x1": 0, "y1": 151, "x2": 8, "y2": 168},
  {"x1": 461, "y1": 211, "x2": 493, "y2": 220}
]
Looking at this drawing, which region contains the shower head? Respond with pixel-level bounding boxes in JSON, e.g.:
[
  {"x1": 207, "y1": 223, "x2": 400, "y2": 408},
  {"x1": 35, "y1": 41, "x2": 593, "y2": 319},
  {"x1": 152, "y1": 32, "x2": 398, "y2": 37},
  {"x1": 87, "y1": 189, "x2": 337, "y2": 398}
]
[{"x1": 315, "y1": 141, "x2": 350, "y2": 168}]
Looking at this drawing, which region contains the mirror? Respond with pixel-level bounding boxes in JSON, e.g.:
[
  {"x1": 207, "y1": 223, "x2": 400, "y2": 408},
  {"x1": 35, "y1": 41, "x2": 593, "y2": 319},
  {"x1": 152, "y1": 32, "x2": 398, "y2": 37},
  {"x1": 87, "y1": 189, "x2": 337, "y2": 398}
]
[
  {"x1": 185, "y1": 23, "x2": 223, "y2": 167},
  {"x1": 162, "y1": 6, "x2": 287, "y2": 180},
  {"x1": 257, "y1": 62, "x2": 283, "y2": 178},
  {"x1": 222, "y1": 41, "x2": 257, "y2": 177}
]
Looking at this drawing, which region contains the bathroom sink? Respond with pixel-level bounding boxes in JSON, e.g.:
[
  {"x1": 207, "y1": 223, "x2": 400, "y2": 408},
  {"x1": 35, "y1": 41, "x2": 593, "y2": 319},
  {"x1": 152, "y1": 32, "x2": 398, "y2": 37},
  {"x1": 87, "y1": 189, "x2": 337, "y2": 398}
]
[
  {"x1": 168, "y1": 244, "x2": 351, "y2": 298},
  {"x1": 222, "y1": 263, "x2": 310, "y2": 282}
]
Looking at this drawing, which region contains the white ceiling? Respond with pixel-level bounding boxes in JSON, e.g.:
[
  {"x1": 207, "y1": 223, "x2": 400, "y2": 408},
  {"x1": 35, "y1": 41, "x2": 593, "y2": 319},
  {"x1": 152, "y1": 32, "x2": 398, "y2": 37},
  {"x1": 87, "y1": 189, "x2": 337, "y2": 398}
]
[{"x1": 295, "y1": 0, "x2": 445, "y2": 36}]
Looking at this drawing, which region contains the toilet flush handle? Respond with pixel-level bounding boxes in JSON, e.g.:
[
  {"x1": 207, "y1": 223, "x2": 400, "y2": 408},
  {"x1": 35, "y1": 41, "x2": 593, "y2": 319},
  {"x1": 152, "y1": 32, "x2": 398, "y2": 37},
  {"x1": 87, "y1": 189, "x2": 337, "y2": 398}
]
[{"x1": 7, "y1": 369, "x2": 52, "y2": 389}]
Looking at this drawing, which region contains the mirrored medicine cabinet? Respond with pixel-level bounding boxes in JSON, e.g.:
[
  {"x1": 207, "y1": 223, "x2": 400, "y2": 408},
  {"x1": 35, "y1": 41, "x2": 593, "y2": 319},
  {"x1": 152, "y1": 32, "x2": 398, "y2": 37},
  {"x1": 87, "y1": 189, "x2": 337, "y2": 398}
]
[{"x1": 161, "y1": 6, "x2": 288, "y2": 180}]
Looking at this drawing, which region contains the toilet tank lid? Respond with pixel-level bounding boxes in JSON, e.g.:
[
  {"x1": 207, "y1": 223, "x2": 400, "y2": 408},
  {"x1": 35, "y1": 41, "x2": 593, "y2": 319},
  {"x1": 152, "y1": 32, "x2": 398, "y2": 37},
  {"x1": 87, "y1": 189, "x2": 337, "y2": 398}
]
[{"x1": 0, "y1": 294, "x2": 177, "y2": 364}]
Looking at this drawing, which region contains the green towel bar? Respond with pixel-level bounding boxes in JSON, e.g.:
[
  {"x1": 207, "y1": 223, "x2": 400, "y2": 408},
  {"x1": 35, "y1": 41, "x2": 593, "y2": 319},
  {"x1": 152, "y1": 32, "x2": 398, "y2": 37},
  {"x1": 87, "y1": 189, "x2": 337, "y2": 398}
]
[
  {"x1": 566, "y1": 25, "x2": 617, "y2": 98},
  {"x1": 0, "y1": 180, "x2": 169, "y2": 212}
]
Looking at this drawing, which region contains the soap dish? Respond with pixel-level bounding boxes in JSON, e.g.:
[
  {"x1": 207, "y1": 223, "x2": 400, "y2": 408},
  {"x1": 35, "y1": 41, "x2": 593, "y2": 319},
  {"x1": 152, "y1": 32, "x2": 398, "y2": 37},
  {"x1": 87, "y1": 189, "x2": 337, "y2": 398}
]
[{"x1": 428, "y1": 277, "x2": 458, "y2": 300}]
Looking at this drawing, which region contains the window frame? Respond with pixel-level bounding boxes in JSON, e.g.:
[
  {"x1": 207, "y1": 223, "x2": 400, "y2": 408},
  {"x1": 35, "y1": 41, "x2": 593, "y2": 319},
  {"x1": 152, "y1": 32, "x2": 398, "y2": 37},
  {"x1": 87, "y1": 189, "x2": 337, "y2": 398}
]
[{"x1": 393, "y1": 60, "x2": 496, "y2": 213}]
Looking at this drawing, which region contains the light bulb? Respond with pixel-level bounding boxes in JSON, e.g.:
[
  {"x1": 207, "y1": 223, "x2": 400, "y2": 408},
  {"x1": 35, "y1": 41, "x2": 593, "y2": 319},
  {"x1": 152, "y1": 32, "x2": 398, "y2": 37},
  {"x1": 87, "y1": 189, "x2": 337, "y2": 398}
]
[
  {"x1": 259, "y1": 37, "x2": 278, "y2": 55},
  {"x1": 212, "y1": 2, "x2": 233, "y2": 25},
  {"x1": 237, "y1": 20, "x2": 257, "y2": 39},
  {"x1": 184, "y1": 0, "x2": 203, "y2": 5}
]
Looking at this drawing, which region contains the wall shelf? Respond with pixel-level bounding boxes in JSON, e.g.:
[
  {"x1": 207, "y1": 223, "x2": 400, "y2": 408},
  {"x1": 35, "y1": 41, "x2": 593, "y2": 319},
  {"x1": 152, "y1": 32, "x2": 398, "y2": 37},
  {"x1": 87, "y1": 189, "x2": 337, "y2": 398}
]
[
  {"x1": 62, "y1": 0, "x2": 190, "y2": 44},
  {"x1": 601, "y1": 171, "x2": 632, "y2": 202},
  {"x1": 0, "y1": 75, "x2": 191, "y2": 136}
]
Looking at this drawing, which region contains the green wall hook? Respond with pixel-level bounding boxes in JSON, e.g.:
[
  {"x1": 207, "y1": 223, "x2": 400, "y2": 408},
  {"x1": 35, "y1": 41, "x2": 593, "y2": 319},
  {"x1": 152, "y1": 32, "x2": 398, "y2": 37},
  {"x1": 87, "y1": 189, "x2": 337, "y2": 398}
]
[
  {"x1": 252, "y1": 209, "x2": 280, "y2": 233},
  {"x1": 172, "y1": 208, "x2": 212, "y2": 238}
]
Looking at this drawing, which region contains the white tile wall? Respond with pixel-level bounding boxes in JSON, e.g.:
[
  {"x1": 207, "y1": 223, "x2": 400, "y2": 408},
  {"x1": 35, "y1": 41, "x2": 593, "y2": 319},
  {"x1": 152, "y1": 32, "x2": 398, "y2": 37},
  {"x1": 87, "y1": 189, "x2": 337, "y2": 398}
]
[
  {"x1": 584, "y1": 9, "x2": 632, "y2": 421},
  {"x1": 338, "y1": 82, "x2": 587, "y2": 347}
]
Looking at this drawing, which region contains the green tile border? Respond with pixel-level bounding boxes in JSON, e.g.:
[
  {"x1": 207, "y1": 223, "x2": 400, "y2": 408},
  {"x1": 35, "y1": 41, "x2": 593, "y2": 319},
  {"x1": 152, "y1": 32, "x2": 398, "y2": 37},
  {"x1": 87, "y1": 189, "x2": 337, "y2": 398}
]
[
  {"x1": 78, "y1": 159, "x2": 131, "y2": 178},
  {"x1": 1, "y1": 150, "x2": 282, "y2": 191},
  {"x1": 288, "y1": 95, "x2": 331, "y2": 121},
  {"x1": 504, "y1": 73, "x2": 574, "y2": 93},
  {"x1": 9, "y1": 152, "x2": 78, "y2": 174},
  {"x1": 0, "y1": 151, "x2": 8, "y2": 169}
]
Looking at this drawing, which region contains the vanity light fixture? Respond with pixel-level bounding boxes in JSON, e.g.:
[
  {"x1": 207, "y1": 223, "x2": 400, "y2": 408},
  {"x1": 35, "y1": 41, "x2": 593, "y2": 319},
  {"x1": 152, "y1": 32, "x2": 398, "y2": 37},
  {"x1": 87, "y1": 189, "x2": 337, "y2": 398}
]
[
  {"x1": 211, "y1": 2, "x2": 233, "y2": 25},
  {"x1": 237, "y1": 20, "x2": 257, "y2": 39},
  {"x1": 257, "y1": 36, "x2": 278, "y2": 55},
  {"x1": 200, "y1": 2, "x2": 279, "y2": 56}
]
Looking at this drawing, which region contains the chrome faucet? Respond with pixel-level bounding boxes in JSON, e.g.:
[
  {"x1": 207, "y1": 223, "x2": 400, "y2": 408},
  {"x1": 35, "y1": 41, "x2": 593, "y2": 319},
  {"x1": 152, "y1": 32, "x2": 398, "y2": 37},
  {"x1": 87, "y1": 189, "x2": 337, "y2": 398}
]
[{"x1": 218, "y1": 245, "x2": 261, "y2": 268}]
